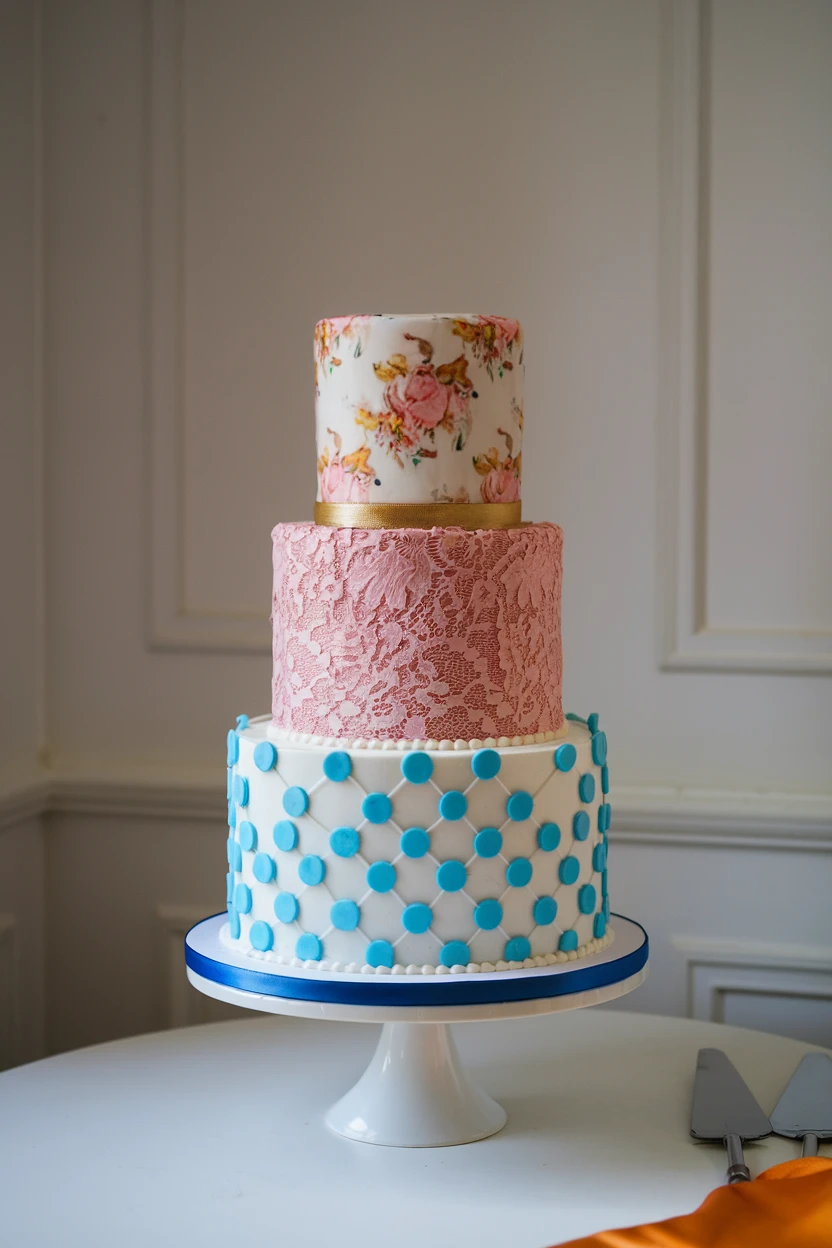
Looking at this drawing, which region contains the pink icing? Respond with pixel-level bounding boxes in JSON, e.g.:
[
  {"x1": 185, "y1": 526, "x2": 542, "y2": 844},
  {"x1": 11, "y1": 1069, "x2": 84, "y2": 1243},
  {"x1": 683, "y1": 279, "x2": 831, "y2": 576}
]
[{"x1": 271, "y1": 523, "x2": 563, "y2": 741}]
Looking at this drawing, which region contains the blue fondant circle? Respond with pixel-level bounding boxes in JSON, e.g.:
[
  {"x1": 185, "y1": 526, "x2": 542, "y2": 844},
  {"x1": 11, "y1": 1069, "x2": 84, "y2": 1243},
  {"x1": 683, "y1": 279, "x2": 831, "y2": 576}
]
[
  {"x1": 283, "y1": 786, "x2": 308, "y2": 817},
  {"x1": 505, "y1": 936, "x2": 531, "y2": 962},
  {"x1": 440, "y1": 941, "x2": 470, "y2": 968},
  {"x1": 253, "y1": 741, "x2": 277, "y2": 772},
  {"x1": 273, "y1": 820, "x2": 298, "y2": 852},
  {"x1": 554, "y1": 743, "x2": 577, "y2": 772},
  {"x1": 366, "y1": 861, "x2": 396, "y2": 893},
  {"x1": 273, "y1": 892, "x2": 298, "y2": 924},
  {"x1": 439, "y1": 790, "x2": 467, "y2": 821},
  {"x1": 330, "y1": 826, "x2": 360, "y2": 858},
  {"x1": 506, "y1": 790, "x2": 533, "y2": 822},
  {"x1": 537, "y1": 822, "x2": 561, "y2": 852},
  {"x1": 471, "y1": 748, "x2": 501, "y2": 780},
  {"x1": 473, "y1": 827, "x2": 502, "y2": 858},
  {"x1": 249, "y1": 920, "x2": 273, "y2": 952},
  {"x1": 362, "y1": 792, "x2": 392, "y2": 824},
  {"x1": 401, "y1": 903, "x2": 432, "y2": 935},
  {"x1": 400, "y1": 752, "x2": 433, "y2": 784},
  {"x1": 506, "y1": 857, "x2": 533, "y2": 888},
  {"x1": 436, "y1": 860, "x2": 466, "y2": 892},
  {"x1": 323, "y1": 750, "x2": 352, "y2": 782},
  {"x1": 400, "y1": 827, "x2": 429, "y2": 858},
  {"x1": 298, "y1": 855, "x2": 325, "y2": 887},
  {"x1": 473, "y1": 899, "x2": 503, "y2": 930}
]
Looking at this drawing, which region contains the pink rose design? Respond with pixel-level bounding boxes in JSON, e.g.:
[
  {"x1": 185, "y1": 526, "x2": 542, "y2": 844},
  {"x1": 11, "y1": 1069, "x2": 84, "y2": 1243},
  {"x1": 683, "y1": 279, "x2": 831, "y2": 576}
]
[
  {"x1": 385, "y1": 365, "x2": 448, "y2": 430},
  {"x1": 480, "y1": 316, "x2": 521, "y2": 346},
  {"x1": 480, "y1": 466, "x2": 520, "y2": 504},
  {"x1": 319, "y1": 461, "x2": 370, "y2": 503}
]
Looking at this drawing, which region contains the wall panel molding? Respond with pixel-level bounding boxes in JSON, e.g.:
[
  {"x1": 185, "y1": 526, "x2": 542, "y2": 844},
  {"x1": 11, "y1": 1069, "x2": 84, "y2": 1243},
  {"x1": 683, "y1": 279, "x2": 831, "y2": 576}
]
[
  {"x1": 145, "y1": 0, "x2": 268, "y2": 653},
  {"x1": 657, "y1": 0, "x2": 832, "y2": 674}
]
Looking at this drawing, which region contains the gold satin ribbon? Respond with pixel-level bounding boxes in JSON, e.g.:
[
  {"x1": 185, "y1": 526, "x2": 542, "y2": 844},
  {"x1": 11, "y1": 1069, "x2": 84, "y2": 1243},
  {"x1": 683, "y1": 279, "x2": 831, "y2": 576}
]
[{"x1": 314, "y1": 501, "x2": 522, "y2": 530}]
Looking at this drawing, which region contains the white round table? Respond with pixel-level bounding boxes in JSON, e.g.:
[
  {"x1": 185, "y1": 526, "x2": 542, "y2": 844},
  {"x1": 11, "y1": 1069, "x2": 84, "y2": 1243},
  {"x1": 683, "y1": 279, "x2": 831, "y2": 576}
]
[{"x1": 0, "y1": 1011, "x2": 826, "y2": 1247}]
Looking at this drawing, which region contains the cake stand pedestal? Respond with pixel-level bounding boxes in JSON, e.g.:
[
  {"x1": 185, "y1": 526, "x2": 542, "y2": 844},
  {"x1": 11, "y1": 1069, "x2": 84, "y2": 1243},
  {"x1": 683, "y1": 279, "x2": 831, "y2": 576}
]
[{"x1": 185, "y1": 913, "x2": 648, "y2": 1148}]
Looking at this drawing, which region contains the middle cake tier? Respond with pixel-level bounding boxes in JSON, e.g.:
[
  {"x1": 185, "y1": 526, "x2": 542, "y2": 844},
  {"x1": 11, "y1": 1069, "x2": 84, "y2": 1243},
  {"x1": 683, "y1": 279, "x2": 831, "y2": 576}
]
[{"x1": 271, "y1": 521, "x2": 563, "y2": 742}]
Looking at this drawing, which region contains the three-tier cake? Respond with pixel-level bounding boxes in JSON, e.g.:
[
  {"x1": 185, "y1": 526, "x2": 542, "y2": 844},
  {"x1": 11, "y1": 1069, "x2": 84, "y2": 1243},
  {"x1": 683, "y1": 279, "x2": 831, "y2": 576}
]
[{"x1": 223, "y1": 314, "x2": 612, "y2": 976}]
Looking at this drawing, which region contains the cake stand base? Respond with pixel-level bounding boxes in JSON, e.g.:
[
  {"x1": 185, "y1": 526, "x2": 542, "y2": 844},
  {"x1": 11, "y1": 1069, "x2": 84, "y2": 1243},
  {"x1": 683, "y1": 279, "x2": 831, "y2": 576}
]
[
  {"x1": 185, "y1": 913, "x2": 648, "y2": 1147},
  {"x1": 325, "y1": 1021, "x2": 506, "y2": 1146}
]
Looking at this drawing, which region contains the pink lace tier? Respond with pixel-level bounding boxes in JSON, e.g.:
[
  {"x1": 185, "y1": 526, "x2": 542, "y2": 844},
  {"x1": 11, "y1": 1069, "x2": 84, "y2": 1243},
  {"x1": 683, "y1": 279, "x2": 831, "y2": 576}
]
[{"x1": 271, "y1": 522, "x2": 563, "y2": 742}]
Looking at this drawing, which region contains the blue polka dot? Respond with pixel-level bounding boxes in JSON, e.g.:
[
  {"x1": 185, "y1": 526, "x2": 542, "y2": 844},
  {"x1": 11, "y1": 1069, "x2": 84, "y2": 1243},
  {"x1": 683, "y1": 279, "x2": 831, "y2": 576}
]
[
  {"x1": 573, "y1": 811, "x2": 590, "y2": 841},
  {"x1": 506, "y1": 790, "x2": 533, "y2": 821},
  {"x1": 559, "y1": 856, "x2": 580, "y2": 886},
  {"x1": 234, "y1": 883, "x2": 252, "y2": 914},
  {"x1": 226, "y1": 730, "x2": 239, "y2": 766},
  {"x1": 239, "y1": 821, "x2": 257, "y2": 852},
  {"x1": 253, "y1": 741, "x2": 277, "y2": 772},
  {"x1": 506, "y1": 857, "x2": 533, "y2": 888},
  {"x1": 602, "y1": 869, "x2": 609, "y2": 899},
  {"x1": 471, "y1": 748, "x2": 501, "y2": 780},
  {"x1": 601, "y1": 765, "x2": 610, "y2": 795},
  {"x1": 473, "y1": 827, "x2": 502, "y2": 858},
  {"x1": 593, "y1": 843, "x2": 607, "y2": 873},
  {"x1": 602, "y1": 802, "x2": 612, "y2": 832},
  {"x1": 555, "y1": 743, "x2": 577, "y2": 772},
  {"x1": 537, "y1": 823, "x2": 561, "y2": 852},
  {"x1": 505, "y1": 936, "x2": 531, "y2": 962},
  {"x1": 228, "y1": 840, "x2": 242, "y2": 872},
  {"x1": 323, "y1": 751, "x2": 352, "y2": 782},
  {"x1": 226, "y1": 768, "x2": 233, "y2": 800},
  {"x1": 534, "y1": 896, "x2": 558, "y2": 926},
  {"x1": 274, "y1": 892, "x2": 298, "y2": 924},
  {"x1": 579, "y1": 884, "x2": 597, "y2": 915},
  {"x1": 283, "y1": 786, "x2": 308, "y2": 817},
  {"x1": 366, "y1": 861, "x2": 396, "y2": 893},
  {"x1": 233, "y1": 775, "x2": 249, "y2": 807},
  {"x1": 298, "y1": 855, "x2": 325, "y2": 886},
  {"x1": 436, "y1": 860, "x2": 466, "y2": 892},
  {"x1": 362, "y1": 792, "x2": 392, "y2": 824},
  {"x1": 228, "y1": 907, "x2": 240, "y2": 939},
  {"x1": 559, "y1": 930, "x2": 578, "y2": 952},
  {"x1": 250, "y1": 920, "x2": 274, "y2": 952},
  {"x1": 227, "y1": 800, "x2": 236, "y2": 830},
  {"x1": 295, "y1": 933, "x2": 322, "y2": 961},
  {"x1": 578, "y1": 773, "x2": 595, "y2": 803},
  {"x1": 587, "y1": 712, "x2": 600, "y2": 734},
  {"x1": 235, "y1": 714, "x2": 249, "y2": 730},
  {"x1": 329, "y1": 826, "x2": 360, "y2": 858},
  {"x1": 474, "y1": 899, "x2": 503, "y2": 930},
  {"x1": 252, "y1": 852, "x2": 276, "y2": 883},
  {"x1": 366, "y1": 939, "x2": 394, "y2": 969},
  {"x1": 226, "y1": 836, "x2": 235, "y2": 865},
  {"x1": 565, "y1": 712, "x2": 587, "y2": 724},
  {"x1": 594, "y1": 912, "x2": 607, "y2": 939},
  {"x1": 591, "y1": 731, "x2": 607, "y2": 767},
  {"x1": 400, "y1": 752, "x2": 433, "y2": 784},
  {"x1": 439, "y1": 790, "x2": 467, "y2": 821},
  {"x1": 603, "y1": 895, "x2": 611, "y2": 922},
  {"x1": 400, "y1": 827, "x2": 429, "y2": 858},
  {"x1": 331, "y1": 900, "x2": 360, "y2": 931},
  {"x1": 401, "y1": 903, "x2": 432, "y2": 935},
  {"x1": 226, "y1": 871, "x2": 233, "y2": 903},
  {"x1": 440, "y1": 941, "x2": 470, "y2": 968},
  {"x1": 273, "y1": 820, "x2": 298, "y2": 852}
]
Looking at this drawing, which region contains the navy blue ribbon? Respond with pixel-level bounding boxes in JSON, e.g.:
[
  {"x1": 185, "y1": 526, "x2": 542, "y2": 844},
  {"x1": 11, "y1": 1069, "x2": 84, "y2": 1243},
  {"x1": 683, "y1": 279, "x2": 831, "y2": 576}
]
[{"x1": 185, "y1": 914, "x2": 648, "y2": 1008}]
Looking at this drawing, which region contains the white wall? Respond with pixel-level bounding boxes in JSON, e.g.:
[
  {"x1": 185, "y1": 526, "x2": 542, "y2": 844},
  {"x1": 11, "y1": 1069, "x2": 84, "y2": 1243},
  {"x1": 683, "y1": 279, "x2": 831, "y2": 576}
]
[{"x1": 1, "y1": 0, "x2": 830, "y2": 1063}]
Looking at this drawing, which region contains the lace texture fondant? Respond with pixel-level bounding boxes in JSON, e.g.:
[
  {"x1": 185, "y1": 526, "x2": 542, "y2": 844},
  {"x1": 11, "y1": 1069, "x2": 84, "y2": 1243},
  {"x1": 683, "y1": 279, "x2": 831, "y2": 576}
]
[{"x1": 271, "y1": 522, "x2": 563, "y2": 741}]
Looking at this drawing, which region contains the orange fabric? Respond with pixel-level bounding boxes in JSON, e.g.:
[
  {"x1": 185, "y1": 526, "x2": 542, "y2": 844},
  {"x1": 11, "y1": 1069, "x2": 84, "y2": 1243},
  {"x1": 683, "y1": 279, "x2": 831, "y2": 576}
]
[{"x1": 557, "y1": 1158, "x2": 832, "y2": 1248}]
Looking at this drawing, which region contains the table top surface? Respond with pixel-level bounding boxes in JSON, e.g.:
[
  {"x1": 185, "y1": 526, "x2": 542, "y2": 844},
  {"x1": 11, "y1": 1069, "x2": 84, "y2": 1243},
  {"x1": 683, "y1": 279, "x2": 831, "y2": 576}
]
[{"x1": 0, "y1": 1009, "x2": 827, "y2": 1248}]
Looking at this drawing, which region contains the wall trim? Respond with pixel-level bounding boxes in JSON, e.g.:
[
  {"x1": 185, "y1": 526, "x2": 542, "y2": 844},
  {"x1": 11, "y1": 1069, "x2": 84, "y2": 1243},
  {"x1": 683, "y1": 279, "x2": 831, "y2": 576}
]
[
  {"x1": 1, "y1": 767, "x2": 830, "y2": 851},
  {"x1": 657, "y1": 0, "x2": 832, "y2": 675},
  {"x1": 145, "y1": 0, "x2": 269, "y2": 654}
]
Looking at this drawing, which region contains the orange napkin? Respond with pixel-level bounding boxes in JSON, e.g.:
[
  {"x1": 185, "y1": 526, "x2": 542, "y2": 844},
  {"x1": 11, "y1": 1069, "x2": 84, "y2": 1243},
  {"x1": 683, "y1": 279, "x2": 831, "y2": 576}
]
[{"x1": 556, "y1": 1157, "x2": 832, "y2": 1248}]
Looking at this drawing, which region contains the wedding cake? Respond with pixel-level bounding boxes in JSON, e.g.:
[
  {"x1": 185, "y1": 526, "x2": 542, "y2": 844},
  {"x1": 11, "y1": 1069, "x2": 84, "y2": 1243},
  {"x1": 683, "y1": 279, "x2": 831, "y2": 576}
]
[{"x1": 223, "y1": 313, "x2": 611, "y2": 976}]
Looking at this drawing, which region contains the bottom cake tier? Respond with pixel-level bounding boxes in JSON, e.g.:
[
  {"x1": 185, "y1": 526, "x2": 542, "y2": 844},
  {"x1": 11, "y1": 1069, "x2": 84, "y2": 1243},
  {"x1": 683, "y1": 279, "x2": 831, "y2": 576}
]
[{"x1": 223, "y1": 715, "x2": 612, "y2": 975}]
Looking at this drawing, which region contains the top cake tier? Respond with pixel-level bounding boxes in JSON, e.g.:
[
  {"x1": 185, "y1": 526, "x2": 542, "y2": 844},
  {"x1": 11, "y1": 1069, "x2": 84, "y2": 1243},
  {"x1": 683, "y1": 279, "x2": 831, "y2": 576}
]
[{"x1": 315, "y1": 314, "x2": 523, "y2": 523}]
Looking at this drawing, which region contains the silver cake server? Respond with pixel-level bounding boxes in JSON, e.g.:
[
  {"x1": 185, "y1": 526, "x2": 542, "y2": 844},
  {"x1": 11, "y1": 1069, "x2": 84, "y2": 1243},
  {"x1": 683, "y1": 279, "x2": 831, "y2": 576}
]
[
  {"x1": 770, "y1": 1052, "x2": 832, "y2": 1157},
  {"x1": 690, "y1": 1048, "x2": 771, "y2": 1183}
]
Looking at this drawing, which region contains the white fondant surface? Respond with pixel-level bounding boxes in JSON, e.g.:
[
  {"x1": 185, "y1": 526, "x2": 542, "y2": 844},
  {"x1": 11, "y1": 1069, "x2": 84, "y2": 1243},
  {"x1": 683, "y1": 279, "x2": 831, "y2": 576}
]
[{"x1": 227, "y1": 716, "x2": 610, "y2": 972}]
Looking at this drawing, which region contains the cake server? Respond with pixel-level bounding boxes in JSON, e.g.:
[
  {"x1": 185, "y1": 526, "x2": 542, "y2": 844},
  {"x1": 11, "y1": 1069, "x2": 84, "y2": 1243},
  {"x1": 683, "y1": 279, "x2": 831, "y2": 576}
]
[
  {"x1": 690, "y1": 1048, "x2": 771, "y2": 1183},
  {"x1": 770, "y1": 1052, "x2": 832, "y2": 1157}
]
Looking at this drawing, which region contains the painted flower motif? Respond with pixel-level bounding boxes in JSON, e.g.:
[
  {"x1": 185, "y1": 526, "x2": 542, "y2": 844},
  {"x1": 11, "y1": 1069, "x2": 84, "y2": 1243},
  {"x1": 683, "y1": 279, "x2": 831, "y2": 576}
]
[
  {"x1": 315, "y1": 316, "x2": 370, "y2": 387},
  {"x1": 386, "y1": 365, "x2": 448, "y2": 430},
  {"x1": 318, "y1": 429, "x2": 374, "y2": 503},
  {"x1": 473, "y1": 428, "x2": 521, "y2": 503},
  {"x1": 452, "y1": 315, "x2": 522, "y2": 380}
]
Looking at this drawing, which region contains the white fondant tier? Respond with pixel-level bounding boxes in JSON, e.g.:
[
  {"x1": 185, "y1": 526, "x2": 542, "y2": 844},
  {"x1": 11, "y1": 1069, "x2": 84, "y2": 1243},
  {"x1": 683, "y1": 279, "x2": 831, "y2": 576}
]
[
  {"x1": 224, "y1": 716, "x2": 611, "y2": 975},
  {"x1": 314, "y1": 314, "x2": 523, "y2": 506}
]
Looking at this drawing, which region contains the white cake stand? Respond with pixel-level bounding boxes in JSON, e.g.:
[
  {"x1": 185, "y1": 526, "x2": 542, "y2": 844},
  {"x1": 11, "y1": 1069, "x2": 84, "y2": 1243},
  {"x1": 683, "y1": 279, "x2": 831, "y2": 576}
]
[{"x1": 185, "y1": 912, "x2": 648, "y2": 1148}]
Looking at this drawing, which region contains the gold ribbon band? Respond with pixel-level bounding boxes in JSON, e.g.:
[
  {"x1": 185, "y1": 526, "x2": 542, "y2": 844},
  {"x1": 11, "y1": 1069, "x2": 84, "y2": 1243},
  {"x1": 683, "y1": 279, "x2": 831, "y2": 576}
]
[{"x1": 314, "y1": 501, "x2": 523, "y2": 530}]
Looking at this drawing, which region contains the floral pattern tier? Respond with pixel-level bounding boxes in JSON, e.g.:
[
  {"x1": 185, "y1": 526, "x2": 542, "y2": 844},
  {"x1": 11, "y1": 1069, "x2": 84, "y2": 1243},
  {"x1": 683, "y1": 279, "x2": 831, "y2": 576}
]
[
  {"x1": 271, "y1": 521, "x2": 563, "y2": 742},
  {"x1": 315, "y1": 314, "x2": 523, "y2": 508}
]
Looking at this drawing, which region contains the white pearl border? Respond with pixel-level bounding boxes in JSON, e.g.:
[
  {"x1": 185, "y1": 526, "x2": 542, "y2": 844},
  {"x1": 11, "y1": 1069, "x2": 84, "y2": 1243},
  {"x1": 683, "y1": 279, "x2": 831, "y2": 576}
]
[
  {"x1": 224, "y1": 928, "x2": 614, "y2": 975},
  {"x1": 267, "y1": 721, "x2": 570, "y2": 752}
]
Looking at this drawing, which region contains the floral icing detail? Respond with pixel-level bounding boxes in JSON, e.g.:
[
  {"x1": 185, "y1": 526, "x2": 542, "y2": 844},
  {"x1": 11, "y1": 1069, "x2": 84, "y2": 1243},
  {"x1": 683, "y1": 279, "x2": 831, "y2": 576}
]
[
  {"x1": 472, "y1": 428, "x2": 521, "y2": 504},
  {"x1": 314, "y1": 316, "x2": 371, "y2": 387},
  {"x1": 354, "y1": 335, "x2": 474, "y2": 471},
  {"x1": 271, "y1": 521, "x2": 563, "y2": 741},
  {"x1": 451, "y1": 315, "x2": 523, "y2": 380},
  {"x1": 317, "y1": 429, "x2": 375, "y2": 503}
]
